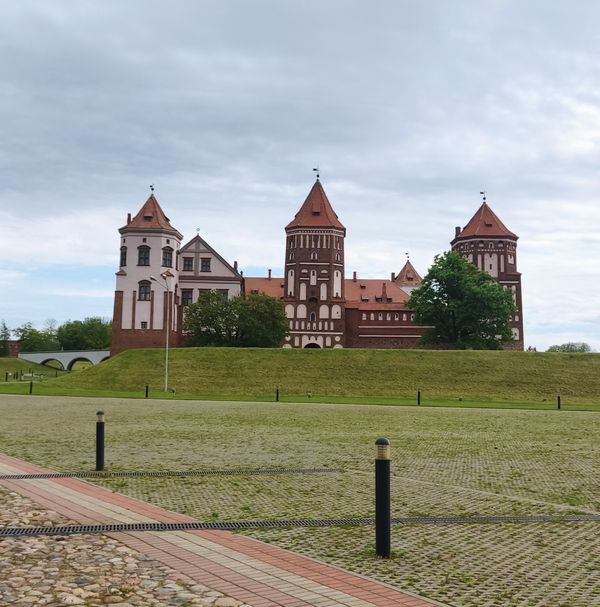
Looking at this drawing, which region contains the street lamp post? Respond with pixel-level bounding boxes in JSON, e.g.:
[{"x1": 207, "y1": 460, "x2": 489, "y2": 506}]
[{"x1": 150, "y1": 273, "x2": 171, "y2": 392}]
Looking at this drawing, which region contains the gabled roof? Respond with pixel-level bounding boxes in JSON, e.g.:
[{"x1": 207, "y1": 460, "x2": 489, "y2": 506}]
[
  {"x1": 395, "y1": 260, "x2": 422, "y2": 287},
  {"x1": 345, "y1": 279, "x2": 409, "y2": 304},
  {"x1": 285, "y1": 180, "x2": 345, "y2": 231},
  {"x1": 179, "y1": 234, "x2": 241, "y2": 278},
  {"x1": 452, "y1": 201, "x2": 517, "y2": 242},
  {"x1": 244, "y1": 277, "x2": 285, "y2": 298},
  {"x1": 119, "y1": 194, "x2": 183, "y2": 238}
]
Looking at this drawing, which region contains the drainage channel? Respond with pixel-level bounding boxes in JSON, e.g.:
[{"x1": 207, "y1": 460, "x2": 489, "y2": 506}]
[
  {"x1": 0, "y1": 467, "x2": 340, "y2": 481},
  {"x1": 2, "y1": 514, "x2": 599, "y2": 537}
]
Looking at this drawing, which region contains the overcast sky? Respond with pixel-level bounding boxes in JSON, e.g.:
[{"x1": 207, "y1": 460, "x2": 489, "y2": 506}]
[{"x1": 1, "y1": 0, "x2": 599, "y2": 350}]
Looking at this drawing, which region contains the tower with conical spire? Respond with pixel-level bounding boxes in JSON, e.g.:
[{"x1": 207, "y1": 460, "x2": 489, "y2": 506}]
[
  {"x1": 451, "y1": 195, "x2": 523, "y2": 350},
  {"x1": 282, "y1": 179, "x2": 346, "y2": 348},
  {"x1": 111, "y1": 193, "x2": 183, "y2": 355}
]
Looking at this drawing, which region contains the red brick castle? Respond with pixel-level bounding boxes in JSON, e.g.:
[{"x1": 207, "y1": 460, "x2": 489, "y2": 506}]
[{"x1": 111, "y1": 180, "x2": 523, "y2": 354}]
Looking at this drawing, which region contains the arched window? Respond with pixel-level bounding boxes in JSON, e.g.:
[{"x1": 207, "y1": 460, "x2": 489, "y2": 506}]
[
  {"x1": 309, "y1": 312, "x2": 316, "y2": 322},
  {"x1": 162, "y1": 246, "x2": 173, "y2": 268},
  {"x1": 120, "y1": 246, "x2": 127, "y2": 267},
  {"x1": 138, "y1": 280, "x2": 151, "y2": 301},
  {"x1": 310, "y1": 251, "x2": 318, "y2": 260},
  {"x1": 138, "y1": 245, "x2": 150, "y2": 266}
]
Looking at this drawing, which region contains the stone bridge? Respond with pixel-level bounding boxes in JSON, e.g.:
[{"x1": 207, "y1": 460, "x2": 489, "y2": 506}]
[{"x1": 18, "y1": 350, "x2": 110, "y2": 371}]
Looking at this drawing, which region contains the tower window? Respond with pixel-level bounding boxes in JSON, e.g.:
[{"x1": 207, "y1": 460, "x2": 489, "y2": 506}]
[
  {"x1": 201, "y1": 258, "x2": 211, "y2": 272},
  {"x1": 120, "y1": 246, "x2": 127, "y2": 267},
  {"x1": 162, "y1": 247, "x2": 173, "y2": 268},
  {"x1": 138, "y1": 281, "x2": 151, "y2": 301},
  {"x1": 140, "y1": 321, "x2": 148, "y2": 329},
  {"x1": 137, "y1": 246, "x2": 150, "y2": 266}
]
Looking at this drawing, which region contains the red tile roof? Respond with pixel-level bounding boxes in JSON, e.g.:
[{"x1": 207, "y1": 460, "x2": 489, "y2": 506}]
[
  {"x1": 245, "y1": 277, "x2": 285, "y2": 299},
  {"x1": 120, "y1": 194, "x2": 183, "y2": 238},
  {"x1": 453, "y1": 202, "x2": 517, "y2": 242},
  {"x1": 395, "y1": 260, "x2": 422, "y2": 287},
  {"x1": 285, "y1": 180, "x2": 345, "y2": 231},
  {"x1": 345, "y1": 279, "x2": 410, "y2": 304}
]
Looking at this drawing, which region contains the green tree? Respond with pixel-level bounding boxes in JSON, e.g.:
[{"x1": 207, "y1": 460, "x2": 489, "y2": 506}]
[
  {"x1": 14, "y1": 322, "x2": 60, "y2": 352},
  {"x1": 0, "y1": 320, "x2": 10, "y2": 357},
  {"x1": 183, "y1": 291, "x2": 288, "y2": 347},
  {"x1": 546, "y1": 342, "x2": 591, "y2": 353},
  {"x1": 57, "y1": 317, "x2": 112, "y2": 350},
  {"x1": 235, "y1": 293, "x2": 289, "y2": 347},
  {"x1": 183, "y1": 290, "x2": 238, "y2": 346},
  {"x1": 407, "y1": 251, "x2": 516, "y2": 349}
]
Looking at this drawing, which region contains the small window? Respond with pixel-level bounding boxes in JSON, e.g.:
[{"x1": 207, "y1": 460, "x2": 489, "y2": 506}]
[
  {"x1": 138, "y1": 246, "x2": 150, "y2": 266},
  {"x1": 183, "y1": 257, "x2": 193, "y2": 271},
  {"x1": 140, "y1": 321, "x2": 148, "y2": 329},
  {"x1": 162, "y1": 247, "x2": 173, "y2": 267},
  {"x1": 394, "y1": 313, "x2": 399, "y2": 321},
  {"x1": 411, "y1": 313, "x2": 415, "y2": 321},
  {"x1": 378, "y1": 313, "x2": 383, "y2": 320},
  {"x1": 362, "y1": 313, "x2": 367, "y2": 320},
  {"x1": 138, "y1": 281, "x2": 151, "y2": 301},
  {"x1": 143, "y1": 215, "x2": 152, "y2": 222},
  {"x1": 309, "y1": 312, "x2": 316, "y2": 322},
  {"x1": 181, "y1": 289, "x2": 193, "y2": 306},
  {"x1": 120, "y1": 246, "x2": 127, "y2": 267},
  {"x1": 142, "y1": 238, "x2": 147, "y2": 243},
  {"x1": 201, "y1": 258, "x2": 211, "y2": 272},
  {"x1": 310, "y1": 251, "x2": 318, "y2": 260},
  {"x1": 218, "y1": 289, "x2": 228, "y2": 300}
]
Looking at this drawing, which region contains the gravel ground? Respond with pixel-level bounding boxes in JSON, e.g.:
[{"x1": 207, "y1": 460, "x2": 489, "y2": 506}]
[{"x1": 0, "y1": 487, "x2": 253, "y2": 607}]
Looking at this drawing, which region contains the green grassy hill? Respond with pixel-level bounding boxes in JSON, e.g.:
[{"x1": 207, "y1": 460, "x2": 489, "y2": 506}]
[
  {"x1": 20, "y1": 347, "x2": 600, "y2": 405},
  {"x1": 0, "y1": 357, "x2": 66, "y2": 380}
]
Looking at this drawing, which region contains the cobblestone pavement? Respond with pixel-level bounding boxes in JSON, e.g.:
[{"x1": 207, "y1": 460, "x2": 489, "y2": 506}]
[{"x1": 0, "y1": 488, "x2": 253, "y2": 607}]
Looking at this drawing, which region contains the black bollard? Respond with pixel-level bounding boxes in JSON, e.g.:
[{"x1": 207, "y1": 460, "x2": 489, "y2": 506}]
[
  {"x1": 145, "y1": 384, "x2": 149, "y2": 398},
  {"x1": 557, "y1": 395, "x2": 561, "y2": 410},
  {"x1": 29, "y1": 381, "x2": 33, "y2": 395},
  {"x1": 374, "y1": 437, "x2": 391, "y2": 558},
  {"x1": 417, "y1": 390, "x2": 421, "y2": 406},
  {"x1": 276, "y1": 386, "x2": 279, "y2": 402},
  {"x1": 96, "y1": 411, "x2": 105, "y2": 471}
]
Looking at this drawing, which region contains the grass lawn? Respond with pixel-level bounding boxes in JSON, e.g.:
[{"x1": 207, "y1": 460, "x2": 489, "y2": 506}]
[
  {"x1": 0, "y1": 394, "x2": 598, "y2": 606},
  {"x1": 2, "y1": 348, "x2": 600, "y2": 409}
]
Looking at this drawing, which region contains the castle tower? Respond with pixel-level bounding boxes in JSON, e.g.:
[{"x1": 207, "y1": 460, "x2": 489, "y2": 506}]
[
  {"x1": 283, "y1": 180, "x2": 346, "y2": 348},
  {"x1": 111, "y1": 194, "x2": 183, "y2": 355},
  {"x1": 451, "y1": 198, "x2": 524, "y2": 350}
]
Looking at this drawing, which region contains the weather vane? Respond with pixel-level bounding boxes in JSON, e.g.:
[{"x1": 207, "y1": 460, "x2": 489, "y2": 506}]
[
  {"x1": 405, "y1": 251, "x2": 410, "y2": 260},
  {"x1": 313, "y1": 165, "x2": 320, "y2": 180},
  {"x1": 149, "y1": 184, "x2": 155, "y2": 193},
  {"x1": 480, "y1": 190, "x2": 487, "y2": 203}
]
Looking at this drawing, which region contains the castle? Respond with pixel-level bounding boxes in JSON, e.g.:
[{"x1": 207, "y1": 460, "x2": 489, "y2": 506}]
[{"x1": 111, "y1": 180, "x2": 523, "y2": 354}]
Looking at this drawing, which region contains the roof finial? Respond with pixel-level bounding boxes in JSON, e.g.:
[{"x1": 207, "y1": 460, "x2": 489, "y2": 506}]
[
  {"x1": 480, "y1": 190, "x2": 487, "y2": 204},
  {"x1": 313, "y1": 165, "x2": 320, "y2": 181},
  {"x1": 149, "y1": 184, "x2": 155, "y2": 194},
  {"x1": 196, "y1": 227, "x2": 200, "y2": 235},
  {"x1": 405, "y1": 251, "x2": 410, "y2": 261}
]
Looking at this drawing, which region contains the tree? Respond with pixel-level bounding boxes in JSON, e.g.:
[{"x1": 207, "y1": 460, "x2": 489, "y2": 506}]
[
  {"x1": 407, "y1": 251, "x2": 516, "y2": 349},
  {"x1": 183, "y1": 290, "x2": 238, "y2": 346},
  {"x1": 235, "y1": 293, "x2": 289, "y2": 347},
  {"x1": 546, "y1": 342, "x2": 591, "y2": 353},
  {"x1": 14, "y1": 322, "x2": 60, "y2": 352},
  {"x1": 0, "y1": 320, "x2": 10, "y2": 357},
  {"x1": 183, "y1": 291, "x2": 288, "y2": 347},
  {"x1": 57, "y1": 317, "x2": 112, "y2": 350}
]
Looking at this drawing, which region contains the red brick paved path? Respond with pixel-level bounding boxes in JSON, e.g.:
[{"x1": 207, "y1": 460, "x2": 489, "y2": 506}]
[{"x1": 0, "y1": 454, "x2": 446, "y2": 607}]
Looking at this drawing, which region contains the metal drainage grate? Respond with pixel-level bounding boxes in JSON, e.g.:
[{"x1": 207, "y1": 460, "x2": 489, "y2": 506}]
[
  {"x1": 0, "y1": 467, "x2": 341, "y2": 481},
  {"x1": 1, "y1": 514, "x2": 598, "y2": 537}
]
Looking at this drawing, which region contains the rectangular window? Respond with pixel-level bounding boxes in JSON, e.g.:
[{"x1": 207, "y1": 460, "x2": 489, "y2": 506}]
[
  {"x1": 181, "y1": 289, "x2": 193, "y2": 306},
  {"x1": 183, "y1": 257, "x2": 193, "y2": 271},
  {"x1": 120, "y1": 248, "x2": 127, "y2": 267},
  {"x1": 200, "y1": 258, "x2": 211, "y2": 272},
  {"x1": 162, "y1": 248, "x2": 173, "y2": 267},
  {"x1": 138, "y1": 284, "x2": 151, "y2": 301},
  {"x1": 138, "y1": 247, "x2": 150, "y2": 266},
  {"x1": 140, "y1": 321, "x2": 148, "y2": 329},
  {"x1": 218, "y1": 289, "x2": 229, "y2": 300}
]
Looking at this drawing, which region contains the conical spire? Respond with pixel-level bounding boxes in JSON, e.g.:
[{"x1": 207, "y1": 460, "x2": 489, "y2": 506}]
[
  {"x1": 119, "y1": 194, "x2": 183, "y2": 238},
  {"x1": 395, "y1": 260, "x2": 422, "y2": 287},
  {"x1": 286, "y1": 180, "x2": 345, "y2": 231},
  {"x1": 453, "y1": 201, "x2": 517, "y2": 242}
]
